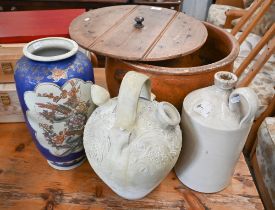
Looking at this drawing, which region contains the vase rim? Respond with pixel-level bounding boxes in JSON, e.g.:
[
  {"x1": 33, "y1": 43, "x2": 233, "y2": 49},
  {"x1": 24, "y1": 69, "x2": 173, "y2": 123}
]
[{"x1": 23, "y1": 37, "x2": 78, "y2": 62}]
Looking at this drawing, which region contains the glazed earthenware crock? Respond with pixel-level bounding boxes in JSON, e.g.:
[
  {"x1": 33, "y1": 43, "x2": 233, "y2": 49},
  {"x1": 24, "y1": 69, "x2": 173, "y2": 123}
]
[{"x1": 105, "y1": 22, "x2": 239, "y2": 110}]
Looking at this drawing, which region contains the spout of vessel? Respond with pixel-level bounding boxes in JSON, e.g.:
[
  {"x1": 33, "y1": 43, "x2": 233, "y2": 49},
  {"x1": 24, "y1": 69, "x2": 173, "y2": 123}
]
[
  {"x1": 157, "y1": 102, "x2": 181, "y2": 129},
  {"x1": 91, "y1": 84, "x2": 110, "y2": 106}
]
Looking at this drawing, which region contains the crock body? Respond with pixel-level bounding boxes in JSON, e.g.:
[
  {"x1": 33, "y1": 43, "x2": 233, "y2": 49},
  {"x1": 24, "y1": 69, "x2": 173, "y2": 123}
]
[{"x1": 105, "y1": 22, "x2": 239, "y2": 111}]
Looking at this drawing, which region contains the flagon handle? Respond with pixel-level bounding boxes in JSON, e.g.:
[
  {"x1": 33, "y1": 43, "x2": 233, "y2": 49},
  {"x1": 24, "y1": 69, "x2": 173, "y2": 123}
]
[{"x1": 229, "y1": 87, "x2": 258, "y2": 127}]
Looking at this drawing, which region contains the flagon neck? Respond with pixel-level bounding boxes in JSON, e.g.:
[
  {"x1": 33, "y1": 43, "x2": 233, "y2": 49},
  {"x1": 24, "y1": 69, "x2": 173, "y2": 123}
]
[{"x1": 214, "y1": 71, "x2": 238, "y2": 90}]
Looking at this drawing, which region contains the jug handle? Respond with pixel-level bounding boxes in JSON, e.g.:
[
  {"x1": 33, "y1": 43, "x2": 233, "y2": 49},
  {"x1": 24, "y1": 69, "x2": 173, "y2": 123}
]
[
  {"x1": 229, "y1": 87, "x2": 258, "y2": 127},
  {"x1": 115, "y1": 71, "x2": 151, "y2": 131}
]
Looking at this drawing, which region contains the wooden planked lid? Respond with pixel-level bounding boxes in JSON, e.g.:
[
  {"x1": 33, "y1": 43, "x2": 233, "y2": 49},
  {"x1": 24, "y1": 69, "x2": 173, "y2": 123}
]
[{"x1": 69, "y1": 5, "x2": 208, "y2": 61}]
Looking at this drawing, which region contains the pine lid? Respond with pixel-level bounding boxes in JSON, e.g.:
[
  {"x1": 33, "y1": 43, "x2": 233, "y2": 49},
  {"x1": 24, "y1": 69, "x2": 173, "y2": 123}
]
[{"x1": 69, "y1": 5, "x2": 208, "y2": 61}]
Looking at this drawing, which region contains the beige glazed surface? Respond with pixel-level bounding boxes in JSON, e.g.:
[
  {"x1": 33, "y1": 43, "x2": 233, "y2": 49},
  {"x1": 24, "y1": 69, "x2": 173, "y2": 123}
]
[{"x1": 175, "y1": 71, "x2": 258, "y2": 193}]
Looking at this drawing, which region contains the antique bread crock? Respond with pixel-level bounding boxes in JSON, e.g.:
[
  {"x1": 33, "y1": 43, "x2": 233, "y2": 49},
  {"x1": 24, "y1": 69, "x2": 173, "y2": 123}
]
[
  {"x1": 83, "y1": 71, "x2": 182, "y2": 200},
  {"x1": 69, "y1": 5, "x2": 222, "y2": 109},
  {"x1": 105, "y1": 22, "x2": 239, "y2": 110},
  {"x1": 69, "y1": 5, "x2": 237, "y2": 110},
  {"x1": 14, "y1": 37, "x2": 95, "y2": 170}
]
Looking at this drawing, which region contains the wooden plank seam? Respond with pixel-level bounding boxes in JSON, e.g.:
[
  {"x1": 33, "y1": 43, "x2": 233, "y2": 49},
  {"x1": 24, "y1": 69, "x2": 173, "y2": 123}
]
[
  {"x1": 88, "y1": 5, "x2": 139, "y2": 49},
  {"x1": 141, "y1": 11, "x2": 180, "y2": 60}
]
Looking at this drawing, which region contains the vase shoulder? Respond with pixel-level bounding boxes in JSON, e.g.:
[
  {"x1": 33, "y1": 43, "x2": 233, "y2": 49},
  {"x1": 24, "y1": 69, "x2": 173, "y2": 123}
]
[{"x1": 15, "y1": 51, "x2": 93, "y2": 88}]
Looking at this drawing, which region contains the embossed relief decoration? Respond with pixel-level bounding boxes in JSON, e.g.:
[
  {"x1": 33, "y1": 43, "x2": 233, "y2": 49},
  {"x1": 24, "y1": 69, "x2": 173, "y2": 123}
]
[
  {"x1": 84, "y1": 99, "x2": 182, "y2": 183},
  {"x1": 25, "y1": 79, "x2": 94, "y2": 156}
]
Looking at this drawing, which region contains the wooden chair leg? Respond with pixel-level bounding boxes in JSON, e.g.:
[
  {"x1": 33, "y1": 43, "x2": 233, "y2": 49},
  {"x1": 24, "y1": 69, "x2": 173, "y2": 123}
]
[{"x1": 235, "y1": 23, "x2": 275, "y2": 77}]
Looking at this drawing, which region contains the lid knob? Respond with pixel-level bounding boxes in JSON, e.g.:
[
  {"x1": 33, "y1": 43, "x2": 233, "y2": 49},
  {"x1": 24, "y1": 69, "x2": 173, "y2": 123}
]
[{"x1": 134, "y1": 16, "x2": 144, "y2": 29}]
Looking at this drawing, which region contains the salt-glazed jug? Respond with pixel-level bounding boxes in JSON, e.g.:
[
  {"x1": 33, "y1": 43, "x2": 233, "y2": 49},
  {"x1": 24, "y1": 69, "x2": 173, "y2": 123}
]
[
  {"x1": 84, "y1": 71, "x2": 182, "y2": 200},
  {"x1": 175, "y1": 71, "x2": 258, "y2": 193}
]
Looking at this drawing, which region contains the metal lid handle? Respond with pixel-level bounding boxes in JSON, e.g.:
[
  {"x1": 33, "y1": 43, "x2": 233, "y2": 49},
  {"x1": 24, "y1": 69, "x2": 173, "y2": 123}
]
[{"x1": 134, "y1": 16, "x2": 144, "y2": 29}]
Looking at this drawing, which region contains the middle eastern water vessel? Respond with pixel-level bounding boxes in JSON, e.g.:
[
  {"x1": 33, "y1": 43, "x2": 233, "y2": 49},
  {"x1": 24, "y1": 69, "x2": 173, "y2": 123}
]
[{"x1": 83, "y1": 71, "x2": 182, "y2": 200}]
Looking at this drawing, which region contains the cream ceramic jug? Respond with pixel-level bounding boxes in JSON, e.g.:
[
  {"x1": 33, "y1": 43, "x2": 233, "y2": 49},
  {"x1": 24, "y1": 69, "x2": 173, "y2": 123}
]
[
  {"x1": 84, "y1": 71, "x2": 182, "y2": 200},
  {"x1": 175, "y1": 71, "x2": 258, "y2": 193}
]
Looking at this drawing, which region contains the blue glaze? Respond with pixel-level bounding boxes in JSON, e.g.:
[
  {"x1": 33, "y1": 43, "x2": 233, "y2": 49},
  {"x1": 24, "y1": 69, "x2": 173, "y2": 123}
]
[{"x1": 14, "y1": 51, "x2": 94, "y2": 169}]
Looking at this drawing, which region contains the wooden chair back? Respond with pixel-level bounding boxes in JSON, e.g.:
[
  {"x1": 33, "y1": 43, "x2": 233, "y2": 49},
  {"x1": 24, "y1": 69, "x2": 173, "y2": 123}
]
[
  {"x1": 225, "y1": 0, "x2": 275, "y2": 87},
  {"x1": 223, "y1": 0, "x2": 275, "y2": 87},
  {"x1": 223, "y1": 0, "x2": 275, "y2": 158},
  {"x1": 236, "y1": 23, "x2": 275, "y2": 87},
  {"x1": 227, "y1": 4, "x2": 275, "y2": 208},
  {"x1": 231, "y1": 0, "x2": 272, "y2": 42}
]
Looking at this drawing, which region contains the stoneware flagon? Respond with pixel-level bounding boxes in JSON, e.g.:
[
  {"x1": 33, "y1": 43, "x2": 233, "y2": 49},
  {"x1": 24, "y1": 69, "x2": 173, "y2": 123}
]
[
  {"x1": 14, "y1": 37, "x2": 95, "y2": 170},
  {"x1": 84, "y1": 71, "x2": 182, "y2": 200},
  {"x1": 175, "y1": 71, "x2": 258, "y2": 193}
]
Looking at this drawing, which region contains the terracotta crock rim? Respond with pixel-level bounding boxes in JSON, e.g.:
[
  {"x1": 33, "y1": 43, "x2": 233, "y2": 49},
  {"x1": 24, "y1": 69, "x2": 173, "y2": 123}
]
[
  {"x1": 23, "y1": 37, "x2": 79, "y2": 62},
  {"x1": 121, "y1": 22, "x2": 240, "y2": 76}
]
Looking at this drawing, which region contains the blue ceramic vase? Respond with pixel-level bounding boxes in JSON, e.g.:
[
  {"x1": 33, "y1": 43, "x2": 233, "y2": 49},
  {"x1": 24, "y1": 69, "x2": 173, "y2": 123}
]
[{"x1": 14, "y1": 37, "x2": 95, "y2": 170}]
